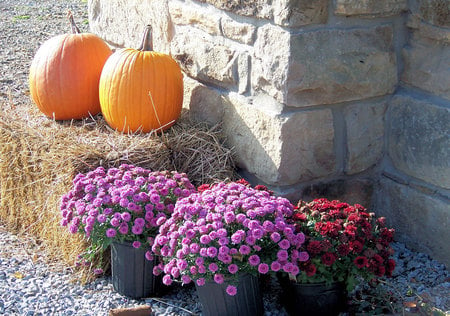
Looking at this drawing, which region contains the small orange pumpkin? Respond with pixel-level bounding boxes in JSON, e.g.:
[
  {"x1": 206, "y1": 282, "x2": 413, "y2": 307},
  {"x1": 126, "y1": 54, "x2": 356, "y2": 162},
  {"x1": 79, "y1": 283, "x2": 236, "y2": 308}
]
[
  {"x1": 29, "y1": 11, "x2": 112, "y2": 120},
  {"x1": 99, "y1": 25, "x2": 183, "y2": 133}
]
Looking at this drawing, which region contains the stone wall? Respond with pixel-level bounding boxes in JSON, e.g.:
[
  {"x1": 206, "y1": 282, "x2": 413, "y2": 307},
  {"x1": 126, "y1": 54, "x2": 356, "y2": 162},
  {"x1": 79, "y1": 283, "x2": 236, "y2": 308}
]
[{"x1": 88, "y1": 0, "x2": 449, "y2": 267}]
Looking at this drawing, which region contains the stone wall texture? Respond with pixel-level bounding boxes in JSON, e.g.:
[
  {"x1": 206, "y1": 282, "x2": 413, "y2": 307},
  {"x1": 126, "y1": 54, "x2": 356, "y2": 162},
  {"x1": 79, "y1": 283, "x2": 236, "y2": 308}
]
[{"x1": 88, "y1": 0, "x2": 450, "y2": 267}]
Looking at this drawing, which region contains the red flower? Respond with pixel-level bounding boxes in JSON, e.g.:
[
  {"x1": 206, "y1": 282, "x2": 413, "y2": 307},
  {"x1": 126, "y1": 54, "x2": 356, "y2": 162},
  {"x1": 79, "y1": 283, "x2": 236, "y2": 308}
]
[
  {"x1": 354, "y1": 256, "x2": 369, "y2": 268},
  {"x1": 387, "y1": 259, "x2": 396, "y2": 275},
  {"x1": 375, "y1": 265, "x2": 386, "y2": 277},
  {"x1": 376, "y1": 217, "x2": 386, "y2": 227},
  {"x1": 293, "y1": 212, "x2": 307, "y2": 222},
  {"x1": 236, "y1": 178, "x2": 250, "y2": 186},
  {"x1": 305, "y1": 263, "x2": 317, "y2": 276},
  {"x1": 350, "y1": 240, "x2": 364, "y2": 253},
  {"x1": 321, "y1": 252, "x2": 337, "y2": 266},
  {"x1": 344, "y1": 224, "x2": 357, "y2": 237},
  {"x1": 337, "y1": 244, "x2": 350, "y2": 257},
  {"x1": 307, "y1": 240, "x2": 323, "y2": 255},
  {"x1": 254, "y1": 185, "x2": 273, "y2": 194},
  {"x1": 372, "y1": 254, "x2": 384, "y2": 264},
  {"x1": 197, "y1": 184, "x2": 210, "y2": 192}
]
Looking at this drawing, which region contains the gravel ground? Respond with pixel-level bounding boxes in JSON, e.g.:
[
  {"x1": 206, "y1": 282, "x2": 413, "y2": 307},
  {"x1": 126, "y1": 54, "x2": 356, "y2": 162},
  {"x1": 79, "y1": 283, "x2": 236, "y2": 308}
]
[{"x1": 0, "y1": 0, "x2": 449, "y2": 315}]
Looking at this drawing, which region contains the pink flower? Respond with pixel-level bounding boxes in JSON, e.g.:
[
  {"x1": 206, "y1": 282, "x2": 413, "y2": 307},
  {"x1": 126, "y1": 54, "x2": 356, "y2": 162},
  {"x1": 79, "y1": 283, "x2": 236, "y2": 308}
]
[
  {"x1": 271, "y1": 261, "x2": 281, "y2": 272},
  {"x1": 106, "y1": 228, "x2": 116, "y2": 238},
  {"x1": 207, "y1": 247, "x2": 218, "y2": 258},
  {"x1": 214, "y1": 274, "x2": 225, "y2": 284},
  {"x1": 132, "y1": 241, "x2": 141, "y2": 249},
  {"x1": 200, "y1": 235, "x2": 211, "y2": 244},
  {"x1": 271, "y1": 232, "x2": 281, "y2": 243},
  {"x1": 298, "y1": 251, "x2": 309, "y2": 262},
  {"x1": 226, "y1": 285, "x2": 237, "y2": 296},
  {"x1": 195, "y1": 257, "x2": 204, "y2": 266},
  {"x1": 162, "y1": 275, "x2": 172, "y2": 285},
  {"x1": 198, "y1": 265, "x2": 206, "y2": 274},
  {"x1": 248, "y1": 255, "x2": 260, "y2": 266},
  {"x1": 196, "y1": 278, "x2": 206, "y2": 286},
  {"x1": 228, "y1": 264, "x2": 238, "y2": 274},
  {"x1": 277, "y1": 249, "x2": 288, "y2": 261},
  {"x1": 208, "y1": 263, "x2": 218, "y2": 272},
  {"x1": 118, "y1": 224, "x2": 128, "y2": 235},
  {"x1": 181, "y1": 275, "x2": 191, "y2": 284},
  {"x1": 145, "y1": 251, "x2": 153, "y2": 261},
  {"x1": 278, "y1": 239, "x2": 290, "y2": 250},
  {"x1": 132, "y1": 225, "x2": 143, "y2": 235},
  {"x1": 258, "y1": 263, "x2": 269, "y2": 274},
  {"x1": 239, "y1": 245, "x2": 251, "y2": 255},
  {"x1": 190, "y1": 266, "x2": 198, "y2": 275}
]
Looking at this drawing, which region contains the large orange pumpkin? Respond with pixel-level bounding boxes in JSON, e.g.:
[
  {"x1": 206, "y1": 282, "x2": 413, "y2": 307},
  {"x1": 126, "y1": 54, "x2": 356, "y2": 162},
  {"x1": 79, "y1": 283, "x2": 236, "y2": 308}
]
[
  {"x1": 99, "y1": 25, "x2": 183, "y2": 133},
  {"x1": 29, "y1": 12, "x2": 112, "y2": 120}
]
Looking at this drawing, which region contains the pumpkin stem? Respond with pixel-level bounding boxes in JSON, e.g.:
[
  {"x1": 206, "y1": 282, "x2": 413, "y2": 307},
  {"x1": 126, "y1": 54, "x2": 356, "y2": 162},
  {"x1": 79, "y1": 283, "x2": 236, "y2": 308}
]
[
  {"x1": 138, "y1": 25, "x2": 153, "y2": 51},
  {"x1": 67, "y1": 10, "x2": 81, "y2": 34}
]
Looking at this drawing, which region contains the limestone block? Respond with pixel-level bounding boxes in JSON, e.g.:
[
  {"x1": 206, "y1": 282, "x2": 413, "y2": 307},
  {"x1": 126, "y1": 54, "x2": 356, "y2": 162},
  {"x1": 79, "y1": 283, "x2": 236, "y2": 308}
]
[
  {"x1": 287, "y1": 25, "x2": 397, "y2": 107},
  {"x1": 182, "y1": 76, "x2": 224, "y2": 126},
  {"x1": 272, "y1": 0, "x2": 328, "y2": 27},
  {"x1": 253, "y1": 25, "x2": 397, "y2": 107},
  {"x1": 221, "y1": 16, "x2": 256, "y2": 45},
  {"x1": 195, "y1": 0, "x2": 328, "y2": 27},
  {"x1": 402, "y1": 24, "x2": 450, "y2": 99},
  {"x1": 415, "y1": 0, "x2": 450, "y2": 27},
  {"x1": 335, "y1": 0, "x2": 407, "y2": 16},
  {"x1": 195, "y1": 0, "x2": 272, "y2": 19},
  {"x1": 171, "y1": 29, "x2": 238, "y2": 88},
  {"x1": 388, "y1": 95, "x2": 450, "y2": 189},
  {"x1": 344, "y1": 100, "x2": 387, "y2": 174},
  {"x1": 377, "y1": 178, "x2": 450, "y2": 268},
  {"x1": 252, "y1": 24, "x2": 291, "y2": 104},
  {"x1": 222, "y1": 94, "x2": 335, "y2": 185},
  {"x1": 406, "y1": 15, "x2": 450, "y2": 43},
  {"x1": 88, "y1": 0, "x2": 171, "y2": 53},
  {"x1": 169, "y1": 1, "x2": 221, "y2": 35}
]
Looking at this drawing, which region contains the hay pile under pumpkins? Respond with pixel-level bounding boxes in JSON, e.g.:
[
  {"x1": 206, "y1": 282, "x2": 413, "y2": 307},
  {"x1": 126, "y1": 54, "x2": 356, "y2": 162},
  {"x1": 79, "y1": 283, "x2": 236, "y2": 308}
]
[{"x1": 0, "y1": 102, "x2": 236, "y2": 278}]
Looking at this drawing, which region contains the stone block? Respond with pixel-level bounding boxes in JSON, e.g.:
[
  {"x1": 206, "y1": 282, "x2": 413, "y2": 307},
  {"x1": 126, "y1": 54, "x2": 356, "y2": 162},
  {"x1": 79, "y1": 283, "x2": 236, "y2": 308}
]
[
  {"x1": 344, "y1": 100, "x2": 387, "y2": 174},
  {"x1": 221, "y1": 16, "x2": 256, "y2": 45},
  {"x1": 415, "y1": 0, "x2": 450, "y2": 27},
  {"x1": 195, "y1": 0, "x2": 271, "y2": 19},
  {"x1": 222, "y1": 93, "x2": 335, "y2": 185},
  {"x1": 376, "y1": 178, "x2": 450, "y2": 268},
  {"x1": 252, "y1": 24, "x2": 291, "y2": 104},
  {"x1": 335, "y1": 0, "x2": 407, "y2": 16},
  {"x1": 406, "y1": 15, "x2": 450, "y2": 43},
  {"x1": 272, "y1": 0, "x2": 328, "y2": 27},
  {"x1": 402, "y1": 23, "x2": 450, "y2": 99},
  {"x1": 171, "y1": 29, "x2": 238, "y2": 88},
  {"x1": 253, "y1": 25, "x2": 397, "y2": 107},
  {"x1": 195, "y1": 0, "x2": 328, "y2": 27},
  {"x1": 387, "y1": 95, "x2": 450, "y2": 189},
  {"x1": 88, "y1": 0, "x2": 172, "y2": 53},
  {"x1": 182, "y1": 76, "x2": 224, "y2": 126},
  {"x1": 169, "y1": 1, "x2": 221, "y2": 35}
]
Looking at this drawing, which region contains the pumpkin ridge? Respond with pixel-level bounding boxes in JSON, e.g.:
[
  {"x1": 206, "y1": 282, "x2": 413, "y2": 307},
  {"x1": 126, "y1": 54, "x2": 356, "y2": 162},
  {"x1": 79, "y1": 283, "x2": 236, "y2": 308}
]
[{"x1": 57, "y1": 35, "x2": 70, "y2": 118}]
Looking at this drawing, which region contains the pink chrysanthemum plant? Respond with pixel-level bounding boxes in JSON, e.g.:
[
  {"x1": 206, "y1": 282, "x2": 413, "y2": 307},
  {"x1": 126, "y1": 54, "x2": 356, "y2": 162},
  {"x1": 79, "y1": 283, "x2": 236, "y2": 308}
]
[
  {"x1": 151, "y1": 181, "x2": 308, "y2": 296},
  {"x1": 60, "y1": 164, "x2": 196, "y2": 274},
  {"x1": 286, "y1": 198, "x2": 396, "y2": 292}
]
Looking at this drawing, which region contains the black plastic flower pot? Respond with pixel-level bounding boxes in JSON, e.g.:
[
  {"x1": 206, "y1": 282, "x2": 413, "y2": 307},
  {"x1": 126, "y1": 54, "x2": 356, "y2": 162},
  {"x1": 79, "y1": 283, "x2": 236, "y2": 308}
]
[
  {"x1": 278, "y1": 274, "x2": 347, "y2": 316},
  {"x1": 110, "y1": 241, "x2": 164, "y2": 299},
  {"x1": 195, "y1": 273, "x2": 264, "y2": 316}
]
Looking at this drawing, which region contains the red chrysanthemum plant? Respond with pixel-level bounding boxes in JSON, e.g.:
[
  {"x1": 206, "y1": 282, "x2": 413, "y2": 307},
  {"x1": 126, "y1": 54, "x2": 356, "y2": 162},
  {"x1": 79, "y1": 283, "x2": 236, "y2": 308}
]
[{"x1": 286, "y1": 198, "x2": 396, "y2": 292}]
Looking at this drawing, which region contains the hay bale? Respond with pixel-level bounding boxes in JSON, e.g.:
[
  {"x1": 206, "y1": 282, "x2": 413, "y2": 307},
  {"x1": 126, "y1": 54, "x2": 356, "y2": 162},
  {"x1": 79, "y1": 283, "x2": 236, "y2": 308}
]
[{"x1": 0, "y1": 102, "x2": 236, "y2": 276}]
